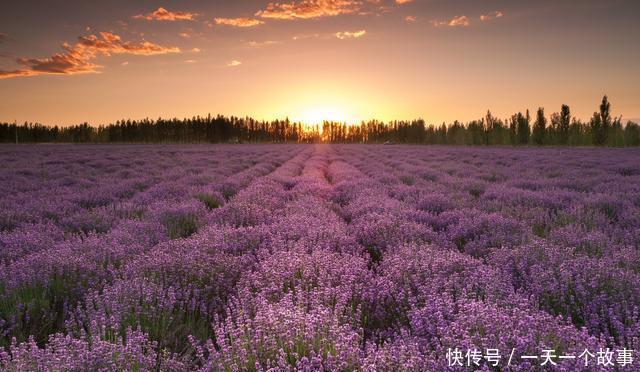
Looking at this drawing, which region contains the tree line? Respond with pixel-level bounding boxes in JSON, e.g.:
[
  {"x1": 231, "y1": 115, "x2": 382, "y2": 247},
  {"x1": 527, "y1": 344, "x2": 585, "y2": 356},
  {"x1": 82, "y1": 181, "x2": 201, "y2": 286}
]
[{"x1": 1, "y1": 96, "x2": 639, "y2": 146}]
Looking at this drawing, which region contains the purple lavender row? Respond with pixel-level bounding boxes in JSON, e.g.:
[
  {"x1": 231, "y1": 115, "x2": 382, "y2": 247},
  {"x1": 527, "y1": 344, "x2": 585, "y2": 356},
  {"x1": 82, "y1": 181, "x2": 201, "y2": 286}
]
[
  {"x1": 1, "y1": 144, "x2": 638, "y2": 370},
  {"x1": 0, "y1": 145, "x2": 305, "y2": 367},
  {"x1": 0, "y1": 145, "x2": 287, "y2": 263},
  {"x1": 326, "y1": 149, "x2": 605, "y2": 370},
  {"x1": 337, "y1": 145, "x2": 640, "y2": 350}
]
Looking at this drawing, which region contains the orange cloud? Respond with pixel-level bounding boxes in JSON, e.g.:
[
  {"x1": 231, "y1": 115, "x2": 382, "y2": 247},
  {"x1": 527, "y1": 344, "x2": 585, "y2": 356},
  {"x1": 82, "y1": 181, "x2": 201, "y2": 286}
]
[
  {"x1": 448, "y1": 15, "x2": 470, "y2": 27},
  {"x1": 134, "y1": 7, "x2": 197, "y2": 21},
  {"x1": 431, "y1": 15, "x2": 470, "y2": 27},
  {"x1": 214, "y1": 17, "x2": 265, "y2": 27},
  {"x1": 76, "y1": 32, "x2": 180, "y2": 55},
  {"x1": 0, "y1": 32, "x2": 179, "y2": 79},
  {"x1": 227, "y1": 60, "x2": 242, "y2": 67},
  {"x1": 0, "y1": 69, "x2": 34, "y2": 79},
  {"x1": 480, "y1": 10, "x2": 504, "y2": 21},
  {"x1": 253, "y1": 0, "x2": 408, "y2": 20},
  {"x1": 405, "y1": 15, "x2": 416, "y2": 22},
  {"x1": 248, "y1": 40, "x2": 281, "y2": 47},
  {"x1": 292, "y1": 33, "x2": 321, "y2": 40},
  {"x1": 256, "y1": 0, "x2": 362, "y2": 20},
  {"x1": 335, "y1": 30, "x2": 367, "y2": 39}
]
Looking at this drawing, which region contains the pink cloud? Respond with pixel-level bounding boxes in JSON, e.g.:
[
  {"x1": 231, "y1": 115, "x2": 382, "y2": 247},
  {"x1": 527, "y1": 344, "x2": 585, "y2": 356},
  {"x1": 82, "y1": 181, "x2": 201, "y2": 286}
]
[
  {"x1": 214, "y1": 17, "x2": 265, "y2": 27},
  {"x1": 133, "y1": 7, "x2": 197, "y2": 21},
  {"x1": 335, "y1": 30, "x2": 367, "y2": 39},
  {"x1": 0, "y1": 32, "x2": 179, "y2": 79},
  {"x1": 448, "y1": 15, "x2": 470, "y2": 27},
  {"x1": 480, "y1": 10, "x2": 504, "y2": 21},
  {"x1": 431, "y1": 15, "x2": 470, "y2": 28},
  {"x1": 256, "y1": 0, "x2": 363, "y2": 20}
]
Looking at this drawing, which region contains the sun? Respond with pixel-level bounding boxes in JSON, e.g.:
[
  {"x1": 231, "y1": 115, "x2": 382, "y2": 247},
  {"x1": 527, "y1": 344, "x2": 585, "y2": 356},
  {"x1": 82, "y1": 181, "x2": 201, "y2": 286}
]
[
  {"x1": 292, "y1": 106, "x2": 358, "y2": 126},
  {"x1": 260, "y1": 84, "x2": 379, "y2": 126}
]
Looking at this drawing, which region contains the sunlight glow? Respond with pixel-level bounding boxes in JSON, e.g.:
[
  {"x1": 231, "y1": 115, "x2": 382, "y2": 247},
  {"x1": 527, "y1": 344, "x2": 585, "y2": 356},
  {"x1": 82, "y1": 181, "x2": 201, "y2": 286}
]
[
  {"x1": 292, "y1": 106, "x2": 356, "y2": 125},
  {"x1": 265, "y1": 85, "x2": 373, "y2": 126},
  {"x1": 247, "y1": 79, "x2": 413, "y2": 126}
]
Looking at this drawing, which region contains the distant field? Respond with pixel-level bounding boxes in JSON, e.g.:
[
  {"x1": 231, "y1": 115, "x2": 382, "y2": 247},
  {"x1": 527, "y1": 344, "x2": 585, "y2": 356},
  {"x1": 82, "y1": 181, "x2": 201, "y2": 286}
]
[{"x1": 1, "y1": 144, "x2": 639, "y2": 370}]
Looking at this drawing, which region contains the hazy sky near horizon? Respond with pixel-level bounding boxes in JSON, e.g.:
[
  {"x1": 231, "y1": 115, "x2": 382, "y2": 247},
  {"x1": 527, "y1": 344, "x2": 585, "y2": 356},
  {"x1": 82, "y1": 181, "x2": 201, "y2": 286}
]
[{"x1": 0, "y1": 0, "x2": 639, "y2": 125}]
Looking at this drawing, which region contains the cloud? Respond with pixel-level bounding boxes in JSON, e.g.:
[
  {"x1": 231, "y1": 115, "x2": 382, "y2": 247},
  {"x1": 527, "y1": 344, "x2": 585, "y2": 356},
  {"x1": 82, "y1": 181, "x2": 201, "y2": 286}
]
[
  {"x1": 0, "y1": 32, "x2": 179, "y2": 79},
  {"x1": 0, "y1": 69, "x2": 33, "y2": 79},
  {"x1": 292, "y1": 33, "x2": 320, "y2": 40},
  {"x1": 0, "y1": 33, "x2": 7, "y2": 44},
  {"x1": 480, "y1": 10, "x2": 504, "y2": 21},
  {"x1": 252, "y1": 0, "x2": 410, "y2": 21},
  {"x1": 431, "y1": 12, "x2": 500, "y2": 28},
  {"x1": 184, "y1": 59, "x2": 197, "y2": 63},
  {"x1": 248, "y1": 40, "x2": 281, "y2": 47},
  {"x1": 405, "y1": 15, "x2": 416, "y2": 22},
  {"x1": 448, "y1": 15, "x2": 470, "y2": 27},
  {"x1": 335, "y1": 30, "x2": 366, "y2": 39},
  {"x1": 227, "y1": 60, "x2": 242, "y2": 67},
  {"x1": 431, "y1": 15, "x2": 470, "y2": 27},
  {"x1": 75, "y1": 32, "x2": 180, "y2": 55},
  {"x1": 256, "y1": 0, "x2": 363, "y2": 20},
  {"x1": 214, "y1": 17, "x2": 265, "y2": 27},
  {"x1": 190, "y1": 47, "x2": 202, "y2": 53},
  {"x1": 134, "y1": 7, "x2": 197, "y2": 21},
  {"x1": 178, "y1": 29, "x2": 205, "y2": 39}
]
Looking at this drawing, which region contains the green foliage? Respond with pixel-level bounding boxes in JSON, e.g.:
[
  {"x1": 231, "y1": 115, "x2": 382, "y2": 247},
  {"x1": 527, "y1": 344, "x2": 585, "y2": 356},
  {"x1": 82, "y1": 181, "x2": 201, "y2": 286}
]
[
  {"x1": 559, "y1": 104, "x2": 571, "y2": 145},
  {"x1": 194, "y1": 193, "x2": 221, "y2": 210},
  {"x1": 592, "y1": 95, "x2": 612, "y2": 146},
  {"x1": 118, "y1": 304, "x2": 212, "y2": 357},
  {"x1": 624, "y1": 121, "x2": 640, "y2": 146},
  {"x1": 399, "y1": 175, "x2": 415, "y2": 186},
  {"x1": 532, "y1": 107, "x2": 547, "y2": 145},
  {"x1": 532, "y1": 222, "x2": 549, "y2": 238},
  {"x1": 591, "y1": 112, "x2": 605, "y2": 146},
  {"x1": 513, "y1": 111, "x2": 531, "y2": 145},
  {"x1": 0, "y1": 273, "x2": 86, "y2": 347},
  {"x1": 162, "y1": 214, "x2": 200, "y2": 239}
]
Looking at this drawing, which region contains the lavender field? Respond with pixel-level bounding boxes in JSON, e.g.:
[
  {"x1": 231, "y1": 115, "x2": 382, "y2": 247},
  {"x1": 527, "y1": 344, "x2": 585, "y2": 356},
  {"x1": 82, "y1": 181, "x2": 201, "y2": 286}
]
[{"x1": 1, "y1": 144, "x2": 639, "y2": 371}]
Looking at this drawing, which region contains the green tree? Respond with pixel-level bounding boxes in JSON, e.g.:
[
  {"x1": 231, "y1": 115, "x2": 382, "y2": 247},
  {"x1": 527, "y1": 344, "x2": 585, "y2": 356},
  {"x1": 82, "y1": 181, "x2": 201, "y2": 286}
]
[
  {"x1": 559, "y1": 104, "x2": 571, "y2": 145},
  {"x1": 509, "y1": 115, "x2": 517, "y2": 145},
  {"x1": 592, "y1": 95, "x2": 611, "y2": 145},
  {"x1": 532, "y1": 107, "x2": 547, "y2": 145},
  {"x1": 608, "y1": 116, "x2": 624, "y2": 147},
  {"x1": 516, "y1": 110, "x2": 531, "y2": 145},
  {"x1": 624, "y1": 121, "x2": 640, "y2": 146},
  {"x1": 590, "y1": 111, "x2": 603, "y2": 145}
]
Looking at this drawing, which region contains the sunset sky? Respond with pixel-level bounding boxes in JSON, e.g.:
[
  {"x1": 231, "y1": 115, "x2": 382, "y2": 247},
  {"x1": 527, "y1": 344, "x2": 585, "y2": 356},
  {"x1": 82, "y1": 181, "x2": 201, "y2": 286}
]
[{"x1": 1, "y1": 0, "x2": 639, "y2": 125}]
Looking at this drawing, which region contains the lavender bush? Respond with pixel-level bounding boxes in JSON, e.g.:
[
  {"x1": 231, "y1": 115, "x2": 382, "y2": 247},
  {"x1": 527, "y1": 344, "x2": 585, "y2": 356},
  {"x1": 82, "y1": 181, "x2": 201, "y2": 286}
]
[{"x1": 1, "y1": 144, "x2": 639, "y2": 370}]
